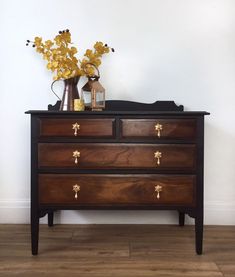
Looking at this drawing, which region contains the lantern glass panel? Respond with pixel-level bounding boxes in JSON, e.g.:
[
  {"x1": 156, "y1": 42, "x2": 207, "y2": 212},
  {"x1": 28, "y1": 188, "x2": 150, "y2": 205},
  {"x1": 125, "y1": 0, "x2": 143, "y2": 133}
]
[
  {"x1": 95, "y1": 91, "x2": 105, "y2": 107},
  {"x1": 81, "y1": 89, "x2": 92, "y2": 109}
]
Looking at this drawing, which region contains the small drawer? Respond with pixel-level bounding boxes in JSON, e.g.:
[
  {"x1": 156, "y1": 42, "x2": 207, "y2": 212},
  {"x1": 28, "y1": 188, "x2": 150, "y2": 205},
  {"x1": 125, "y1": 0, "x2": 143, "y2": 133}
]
[
  {"x1": 39, "y1": 118, "x2": 115, "y2": 138},
  {"x1": 39, "y1": 174, "x2": 196, "y2": 206},
  {"x1": 121, "y1": 119, "x2": 197, "y2": 139},
  {"x1": 38, "y1": 143, "x2": 196, "y2": 170}
]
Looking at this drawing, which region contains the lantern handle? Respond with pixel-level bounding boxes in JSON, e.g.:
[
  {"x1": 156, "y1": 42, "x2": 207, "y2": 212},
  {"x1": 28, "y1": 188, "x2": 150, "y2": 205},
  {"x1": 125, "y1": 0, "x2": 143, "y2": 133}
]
[{"x1": 82, "y1": 62, "x2": 100, "y2": 79}]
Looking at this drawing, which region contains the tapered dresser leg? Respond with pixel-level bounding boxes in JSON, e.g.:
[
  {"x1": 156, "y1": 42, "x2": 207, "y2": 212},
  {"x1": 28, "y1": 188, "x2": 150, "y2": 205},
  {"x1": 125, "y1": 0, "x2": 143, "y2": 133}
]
[
  {"x1": 48, "y1": 212, "x2": 54, "y2": 227},
  {"x1": 178, "y1": 212, "x2": 185, "y2": 226},
  {"x1": 195, "y1": 215, "x2": 203, "y2": 255},
  {"x1": 31, "y1": 215, "x2": 39, "y2": 255}
]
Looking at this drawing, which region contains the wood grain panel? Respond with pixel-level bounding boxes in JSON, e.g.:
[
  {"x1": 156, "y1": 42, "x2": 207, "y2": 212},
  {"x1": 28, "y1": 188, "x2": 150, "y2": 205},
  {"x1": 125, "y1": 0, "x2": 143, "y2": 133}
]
[
  {"x1": 39, "y1": 174, "x2": 196, "y2": 206},
  {"x1": 38, "y1": 143, "x2": 196, "y2": 169},
  {"x1": 121, "y1": 119, "x2": 197, "y2": 139},
  {"x1": 39, "y1": 118, "x2": 115, "y2": 137}
]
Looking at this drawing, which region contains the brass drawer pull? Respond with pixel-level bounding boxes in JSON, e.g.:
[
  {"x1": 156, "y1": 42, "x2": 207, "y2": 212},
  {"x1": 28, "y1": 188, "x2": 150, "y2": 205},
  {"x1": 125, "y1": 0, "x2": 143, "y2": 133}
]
[
  {"x1": 73, "y1": 184, "x2": 80, "y2": 199},
  {"x1": 155, "y1": 123, "x2": 163, "y2": 138},
  {"x1": 73, "y1": 150, "x2": 80, "y2": 164},
  {"x1": 72, "y1": 123, "x2": 80, "y2": 136},
  {"x1": 155, "y1": 185, "x2": 162, "y2": 199},
  {"x1": 154, "y1": 151, "x2": 162, "y2": 166}
]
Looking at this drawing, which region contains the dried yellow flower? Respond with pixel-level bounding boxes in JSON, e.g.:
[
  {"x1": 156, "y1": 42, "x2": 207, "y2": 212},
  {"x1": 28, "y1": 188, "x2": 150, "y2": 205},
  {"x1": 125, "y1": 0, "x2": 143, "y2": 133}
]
[{"x1": 27, "y1": 29, "x2": 114, "y2": 80}]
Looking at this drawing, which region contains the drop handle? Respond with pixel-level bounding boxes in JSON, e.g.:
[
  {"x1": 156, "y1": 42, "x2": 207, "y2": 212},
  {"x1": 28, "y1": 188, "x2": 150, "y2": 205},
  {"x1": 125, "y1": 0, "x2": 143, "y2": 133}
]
[
  {"x1": 155, "y1": 185, "x2": 163, "y2": 199},
  {"x1": 72, "y1": 123, "x2": 80, "y2": 136},
  {"x1": 154, "y1": 151, "x2": 162, "y2": 166},
  {"x1": 73, "y1": 150, "x2": 80, "y2": 164},
  {"x1": 73, "y1": 184, "x2": 80, "y2": 199},
  {"x1": 155, "y1": 123, "x2": 163, "y2": 138}
]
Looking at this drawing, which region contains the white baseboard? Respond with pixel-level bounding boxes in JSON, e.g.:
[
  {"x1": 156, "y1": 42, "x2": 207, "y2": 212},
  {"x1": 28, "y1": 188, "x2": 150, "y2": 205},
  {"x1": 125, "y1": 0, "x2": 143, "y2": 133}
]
[
  {"x1": 0, "y1": 200, "x2": 30, "y2": 224},
  {"x1": 204, "y1": 201, "x2": 235, "y2": 225},
  {"x1": 0, "y1": 200, "x2": 235, "y2": 225}
]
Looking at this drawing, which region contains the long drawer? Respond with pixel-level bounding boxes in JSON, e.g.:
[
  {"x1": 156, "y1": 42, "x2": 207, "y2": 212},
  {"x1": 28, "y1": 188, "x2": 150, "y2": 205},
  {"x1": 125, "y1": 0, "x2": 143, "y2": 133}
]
[
  {"x1": 39, "y1": 174, "x2": 196, "y2": 206},
  {"x1": 38, "y1": 143, "x2": 196, "y2": 170}
]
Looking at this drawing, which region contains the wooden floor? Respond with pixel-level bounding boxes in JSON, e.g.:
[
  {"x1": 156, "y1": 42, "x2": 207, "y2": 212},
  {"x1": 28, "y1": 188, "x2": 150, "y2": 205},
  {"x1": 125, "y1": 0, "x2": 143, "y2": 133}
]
[{"x1": 0, "y1": 224, "x2": 235, "y2": 276}]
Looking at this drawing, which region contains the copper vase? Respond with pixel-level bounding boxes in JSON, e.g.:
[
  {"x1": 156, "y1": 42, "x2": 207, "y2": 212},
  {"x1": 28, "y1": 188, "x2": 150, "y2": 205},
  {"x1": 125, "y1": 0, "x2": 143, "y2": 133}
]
[
  {"x1": 60, "y1": 76, "x2": 80, "y2": 111},
  {"x1": 51, "y1": 76, "x2": 80, "y2": 111}
]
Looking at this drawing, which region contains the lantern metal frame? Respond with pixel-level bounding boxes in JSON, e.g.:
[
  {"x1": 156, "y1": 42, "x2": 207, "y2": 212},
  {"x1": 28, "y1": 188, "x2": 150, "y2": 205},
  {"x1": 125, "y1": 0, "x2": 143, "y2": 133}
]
[{"x1": 81, "y1": 63, "x2": 105, "y2": 111}]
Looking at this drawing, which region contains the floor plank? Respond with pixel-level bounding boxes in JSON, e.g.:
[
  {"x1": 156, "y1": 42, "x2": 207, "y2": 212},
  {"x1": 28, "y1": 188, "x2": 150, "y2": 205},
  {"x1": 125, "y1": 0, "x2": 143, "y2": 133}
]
[{"x1": 0, "y1": 224, "x2": 234, "y2": 276}]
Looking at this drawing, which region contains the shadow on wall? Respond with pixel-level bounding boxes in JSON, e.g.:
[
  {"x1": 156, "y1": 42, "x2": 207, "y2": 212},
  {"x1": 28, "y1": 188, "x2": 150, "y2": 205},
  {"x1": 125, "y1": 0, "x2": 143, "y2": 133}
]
[
  {"x1": 204, "y1": 120, "x2": 235, "y2": 202},
  {"x1": 42, "y1": 210, "x2": 194, "y2": 225},
  {"x1": 204, "y1": 120, "x2": 235, "y2": 225}
]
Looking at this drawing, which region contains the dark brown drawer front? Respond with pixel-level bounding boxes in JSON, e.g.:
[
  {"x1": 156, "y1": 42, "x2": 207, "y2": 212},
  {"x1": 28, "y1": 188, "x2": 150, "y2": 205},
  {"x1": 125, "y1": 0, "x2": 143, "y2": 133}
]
[
  {"x1": 39, "y1": 118, "x2": 115, "y2": 138},
  {"x1": 121, "y1": 119, "x2": 197, "y2": 139},
  {"x1": 39, "y1": 174, "x2": 196, "y2": 206},
  {"x1": 38, "y1": 143, "x2": 196, "y2": 169}
]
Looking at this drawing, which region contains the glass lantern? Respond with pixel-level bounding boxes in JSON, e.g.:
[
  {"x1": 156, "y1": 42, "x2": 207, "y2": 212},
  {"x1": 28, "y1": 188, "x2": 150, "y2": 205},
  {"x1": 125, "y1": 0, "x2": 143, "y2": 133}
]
[{"x1": 81, "y1": 76, "x2": 105, "y2": 111}]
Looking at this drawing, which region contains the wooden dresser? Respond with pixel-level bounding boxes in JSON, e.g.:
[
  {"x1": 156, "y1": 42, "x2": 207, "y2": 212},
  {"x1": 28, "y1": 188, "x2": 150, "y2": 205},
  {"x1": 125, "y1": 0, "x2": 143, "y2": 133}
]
[{"x1": 26, "y1": 100, "x2": 209, "y2": 255}]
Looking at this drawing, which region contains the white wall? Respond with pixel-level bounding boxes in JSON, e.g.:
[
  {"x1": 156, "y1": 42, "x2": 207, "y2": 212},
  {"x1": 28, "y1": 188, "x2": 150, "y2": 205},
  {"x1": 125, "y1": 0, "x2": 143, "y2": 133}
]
[{"x1": 1, "y1": 0, "x2": 235, "y2": 225}]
